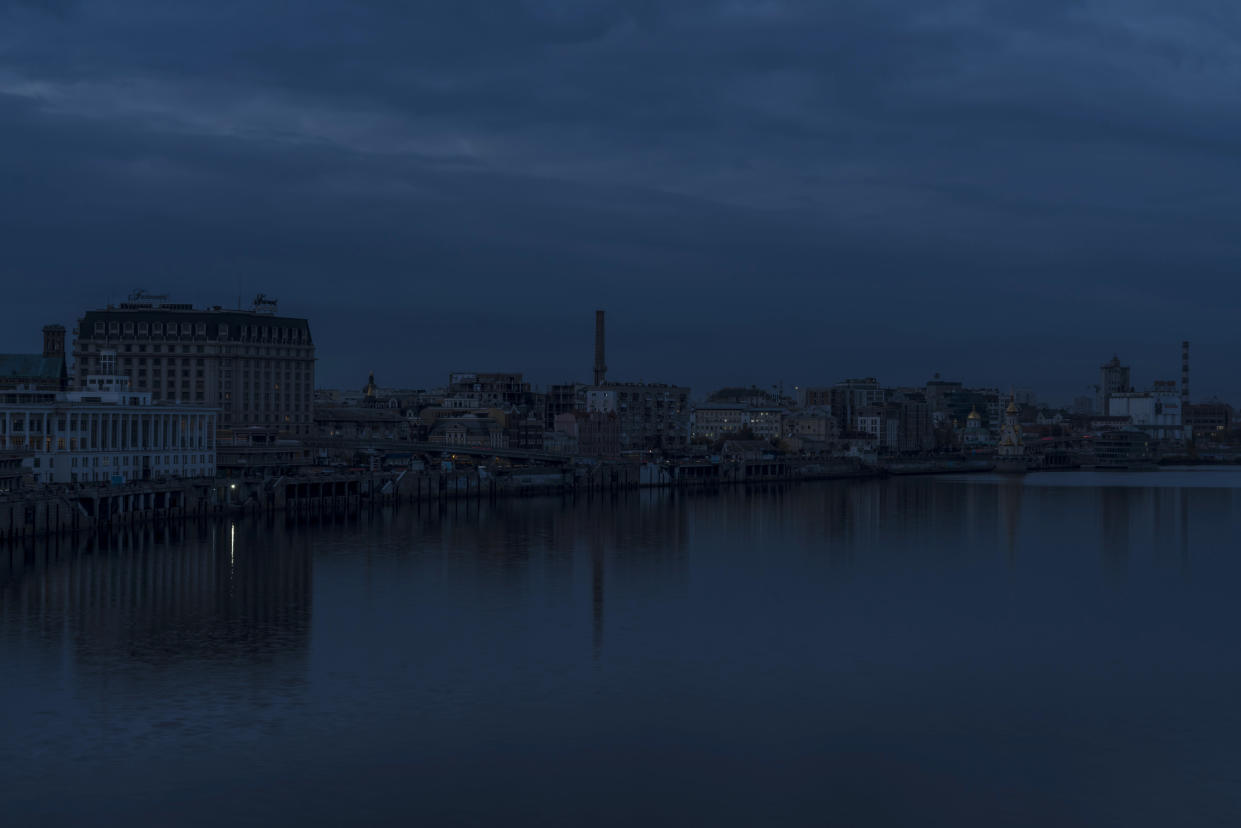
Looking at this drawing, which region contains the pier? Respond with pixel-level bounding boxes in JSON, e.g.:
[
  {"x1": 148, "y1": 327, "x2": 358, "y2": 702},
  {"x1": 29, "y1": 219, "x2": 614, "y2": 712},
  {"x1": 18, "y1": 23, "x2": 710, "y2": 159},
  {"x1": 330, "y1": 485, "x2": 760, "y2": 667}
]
[{"x1": 1, "y1": 456, "x2": 884, "y2": 542}]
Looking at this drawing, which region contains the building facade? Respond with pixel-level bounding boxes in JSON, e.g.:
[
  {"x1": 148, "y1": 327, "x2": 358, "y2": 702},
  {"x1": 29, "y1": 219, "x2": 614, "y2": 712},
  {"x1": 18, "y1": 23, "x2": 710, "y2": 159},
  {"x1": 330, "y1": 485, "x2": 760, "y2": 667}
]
[
  {"x1": 554, "y1": 411, "x2": 621, "y2": 458},
  {"x1": 745, "y1": 407, "x2": 784, "y2": 441},
  {"x1": 787, "y1": 411, "x2": 838, "y2": 441},
  {"x1": 894, "y1": 393, "x2": 934, "y2": 453},
  {"x1": 1098, "y1": 355, "x2": 1132, "y2": 414},
  {"x1": 830, "y1": 378, "x2": 887, "y2": 432},
  {"x1": 691, "y1": 404, "x2": 749, "y2": 442},
  {"x1": 0, "y1": 373, "x2": 216, "y2": 485},
  {"x1": 546, "y1": 382, "x2": 587, "y2": 429},
  {"x1": 856, "y1": 404, "x2": 901, "y2": 452},
  {"x1": 924, "y1": 377, "x2": 963, "y2": 414},
  {"x1": 0, "y1": 453, "x2": 23, "y2": 492},
  {"x1": 800, "y1": 387, "x2": 833, "y2": 408},
  {"x1": 586, "y1": 383, "x2": 690, "y2": 452},
  {"x1": 446, "y1": 373, "x2": 532, "y2": 408},
  {"x1": 1185, "y1": 401, "x2": 1233, "y2": 437},
  {"x1": 428, "y1": 414, "x2": 507, "y2": 448},
  {"x1": 1106, "y1": 384, "x2": 1183, "y2": 441},
  {"x1": 314, "y1": 406, "x2": 414, "y2": 442},
  {"x1": 73, "y1": 295, "x2": 314, "y2": 436}
]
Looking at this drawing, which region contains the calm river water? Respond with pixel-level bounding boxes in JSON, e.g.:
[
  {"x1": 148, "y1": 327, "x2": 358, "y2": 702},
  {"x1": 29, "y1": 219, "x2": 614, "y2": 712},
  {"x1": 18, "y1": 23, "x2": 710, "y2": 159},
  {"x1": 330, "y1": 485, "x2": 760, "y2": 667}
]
[{"x1": 3, "y1": 469, "x2": 1241, "y2": 826}]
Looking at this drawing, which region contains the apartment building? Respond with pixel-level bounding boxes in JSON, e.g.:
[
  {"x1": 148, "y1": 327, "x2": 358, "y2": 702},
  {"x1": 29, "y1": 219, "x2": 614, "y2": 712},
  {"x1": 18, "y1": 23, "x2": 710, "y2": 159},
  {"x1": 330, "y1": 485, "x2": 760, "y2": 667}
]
[{"x1": 587, "y1": 382, "x2": 690, "y2": 451}]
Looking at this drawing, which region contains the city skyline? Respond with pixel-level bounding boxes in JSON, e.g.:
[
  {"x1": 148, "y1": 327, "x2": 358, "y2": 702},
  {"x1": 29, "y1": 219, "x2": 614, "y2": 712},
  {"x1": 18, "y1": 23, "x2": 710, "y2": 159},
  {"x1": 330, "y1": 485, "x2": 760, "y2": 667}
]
[
  {"x1": 4, "y1": 3, "x2": 1241, "y2": 403},
  {"x1": 2, "y1": 296, "x2": 1227, "y2": 407},
  {"x1": 7, "y1": 5, "x2": 1241, "y2": 822}
]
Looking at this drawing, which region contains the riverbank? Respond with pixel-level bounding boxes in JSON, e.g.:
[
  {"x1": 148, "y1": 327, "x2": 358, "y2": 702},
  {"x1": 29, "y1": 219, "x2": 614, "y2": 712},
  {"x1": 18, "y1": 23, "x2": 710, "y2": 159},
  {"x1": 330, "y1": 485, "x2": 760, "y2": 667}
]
[{"x1": 1, "y1": 459, "x2": 886, "y2": 542}]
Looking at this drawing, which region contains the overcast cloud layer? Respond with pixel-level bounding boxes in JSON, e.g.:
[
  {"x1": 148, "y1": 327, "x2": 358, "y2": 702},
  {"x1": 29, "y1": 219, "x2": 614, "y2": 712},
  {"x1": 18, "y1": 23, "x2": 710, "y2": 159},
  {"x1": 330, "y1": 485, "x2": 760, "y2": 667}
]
[{"x1": 2, "y1": 0, "x2": 1240, "y2": 400}]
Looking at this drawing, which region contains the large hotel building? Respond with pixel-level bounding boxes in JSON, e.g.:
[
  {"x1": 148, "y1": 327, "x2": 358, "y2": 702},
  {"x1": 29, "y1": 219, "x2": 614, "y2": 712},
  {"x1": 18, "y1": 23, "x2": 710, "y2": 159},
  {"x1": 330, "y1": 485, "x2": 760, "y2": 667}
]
[{"x1": 72, "y1": 295, "x2": 314, "y2": 436}]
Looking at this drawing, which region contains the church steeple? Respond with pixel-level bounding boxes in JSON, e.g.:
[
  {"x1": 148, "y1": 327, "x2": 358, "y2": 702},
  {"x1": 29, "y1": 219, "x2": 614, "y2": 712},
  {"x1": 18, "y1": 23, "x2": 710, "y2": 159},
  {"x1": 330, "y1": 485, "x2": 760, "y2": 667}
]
[
  {"x1": 998, "y1": 392, "x2": 1023, "y2": 449},
  {"x1": 363, "y1": 370, "x2": 377, "y2": 397}
]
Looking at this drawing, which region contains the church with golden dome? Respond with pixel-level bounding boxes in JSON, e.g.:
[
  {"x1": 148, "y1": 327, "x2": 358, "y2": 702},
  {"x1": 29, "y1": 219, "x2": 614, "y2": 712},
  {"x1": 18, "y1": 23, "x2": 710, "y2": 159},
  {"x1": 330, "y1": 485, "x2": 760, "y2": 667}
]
[
  {"x1": 995, "y1": 395, "x2": 1028, "y2": 472},
  {"x1": 962, "y1": 405, "x2": 991, "y2": 448}
]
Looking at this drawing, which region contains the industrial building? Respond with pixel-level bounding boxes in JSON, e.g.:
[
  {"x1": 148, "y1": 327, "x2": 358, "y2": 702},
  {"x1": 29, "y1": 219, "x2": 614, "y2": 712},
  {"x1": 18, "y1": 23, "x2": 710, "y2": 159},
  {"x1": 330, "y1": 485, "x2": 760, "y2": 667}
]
[
  {"x1": 1105, "y1": 381, "x2": 1183, "y2": 441},
  {"x1": 583, "y1": 310, "x2": 690, "y2": 451}
]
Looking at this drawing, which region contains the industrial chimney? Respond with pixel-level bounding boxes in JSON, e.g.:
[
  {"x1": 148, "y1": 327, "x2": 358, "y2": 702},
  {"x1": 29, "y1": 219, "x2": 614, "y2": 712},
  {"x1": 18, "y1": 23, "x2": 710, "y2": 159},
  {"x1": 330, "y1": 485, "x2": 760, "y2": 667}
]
[
  {"x1": 1182, "y1": 340, "x2": 1190, "y2": 410},
  {"x1": 593, "y1": 310, "x2": 608, "y2": 386}
]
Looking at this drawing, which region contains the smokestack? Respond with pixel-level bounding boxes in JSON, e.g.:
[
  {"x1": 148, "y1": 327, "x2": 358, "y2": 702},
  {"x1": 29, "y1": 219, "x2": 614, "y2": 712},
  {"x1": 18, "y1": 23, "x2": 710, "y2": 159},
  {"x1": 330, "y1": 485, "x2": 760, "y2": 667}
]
[
  {"x1": 1182, "y1": 340, "x2": 1190, "y2": 409},
  {"x1": 593, "y1": 309, "x2": 607, "y2": 386}
]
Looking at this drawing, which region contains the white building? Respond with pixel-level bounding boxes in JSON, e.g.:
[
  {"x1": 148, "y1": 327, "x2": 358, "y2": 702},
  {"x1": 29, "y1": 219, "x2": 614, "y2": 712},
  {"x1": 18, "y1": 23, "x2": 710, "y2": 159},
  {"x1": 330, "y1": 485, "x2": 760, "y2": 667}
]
[
  {"x1": 856, "y1": 412, "x2": 882, "y2": 441},
  {"x1": 1107, "y1": 383, "x2": 1182, "y2": 441},
  {"x1": 0, "y1": 368, "x2": 216, "y2": 485}
]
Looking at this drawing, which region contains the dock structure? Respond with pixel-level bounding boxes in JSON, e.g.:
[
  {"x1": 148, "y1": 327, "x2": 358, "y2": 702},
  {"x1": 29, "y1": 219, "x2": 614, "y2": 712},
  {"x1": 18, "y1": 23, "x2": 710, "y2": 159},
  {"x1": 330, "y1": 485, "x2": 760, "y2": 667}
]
[
  {"x1": 1, "y1": 478, "x2": 211, "y2": 540},
  {"x1": 1, "y1": 457, "x2": 884, "y2": 542}
]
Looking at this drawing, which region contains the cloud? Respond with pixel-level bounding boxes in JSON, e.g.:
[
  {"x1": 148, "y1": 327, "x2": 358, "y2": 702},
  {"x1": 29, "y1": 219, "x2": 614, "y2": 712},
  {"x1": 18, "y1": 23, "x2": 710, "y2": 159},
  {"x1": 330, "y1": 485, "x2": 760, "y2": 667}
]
[{"x1": 2, "y1": 1, "x2": 1240, "y2": 399}]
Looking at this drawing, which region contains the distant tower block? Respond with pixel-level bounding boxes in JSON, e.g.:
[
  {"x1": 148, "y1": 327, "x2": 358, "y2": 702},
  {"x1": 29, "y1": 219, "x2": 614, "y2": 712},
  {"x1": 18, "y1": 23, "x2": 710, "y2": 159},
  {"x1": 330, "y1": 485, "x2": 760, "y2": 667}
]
[
  {"x1": 1182, "y1": 340, "x2": 1190, "y2": 408},
  {"x1": 42, "y1": 324, "x2": 66, "y2": 358},
  {"x1": 593, "y1": 309, "x2": 608, "y2": 386}
]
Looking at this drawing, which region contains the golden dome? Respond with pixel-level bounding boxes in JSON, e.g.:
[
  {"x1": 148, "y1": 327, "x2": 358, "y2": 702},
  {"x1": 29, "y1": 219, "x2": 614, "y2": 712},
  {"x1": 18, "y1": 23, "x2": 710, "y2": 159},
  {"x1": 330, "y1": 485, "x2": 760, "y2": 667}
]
[
  {"x1": 967, "y1": 407, "x2": 981, "y2": 420},
  {"x1": 1006, "y1": 400, "x2": 1018, "y2": 414}
]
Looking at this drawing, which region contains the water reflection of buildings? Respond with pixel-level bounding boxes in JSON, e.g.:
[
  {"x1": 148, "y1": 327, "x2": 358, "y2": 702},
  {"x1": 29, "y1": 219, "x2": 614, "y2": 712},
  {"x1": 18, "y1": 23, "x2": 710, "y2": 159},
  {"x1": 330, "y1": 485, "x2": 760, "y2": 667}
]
[
  {"x1": 1096, "y1": 484, "x2": 1194, "y2": 580},
  {"x1": 997, "y1": 478, "x2": 1023, "y2": 566},
  {"x1": 360, "y1": 491, "x2": 692, "y2": 656},
  {"x1": 1099, "y1": 487, "x2": 1131, "y2": 578},
  {"x1": 555, "y1": 491, "x2": 692, "y2": 656},
  {"x1": 750, "y1": 477, "x2": 1006, "y2": 570},
  {"x1": 0, "y1": 521, "x2": 312, "y2": 676}
]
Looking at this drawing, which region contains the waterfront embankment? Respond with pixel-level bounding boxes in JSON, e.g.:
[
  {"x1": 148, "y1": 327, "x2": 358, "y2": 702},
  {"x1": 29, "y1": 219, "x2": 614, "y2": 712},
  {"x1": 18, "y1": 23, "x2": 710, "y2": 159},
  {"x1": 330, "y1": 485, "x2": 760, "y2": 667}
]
[{"x1": 1, "y1": 458, "x2": 886, "y2": 541}]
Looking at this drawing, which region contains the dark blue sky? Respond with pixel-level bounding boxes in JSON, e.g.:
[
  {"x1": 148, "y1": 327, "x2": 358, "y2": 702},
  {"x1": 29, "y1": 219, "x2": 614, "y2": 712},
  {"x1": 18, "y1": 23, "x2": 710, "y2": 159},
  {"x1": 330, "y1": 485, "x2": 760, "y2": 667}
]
[{"x1": 2, "y1": 1, "x2": 1238, "y2": 402}]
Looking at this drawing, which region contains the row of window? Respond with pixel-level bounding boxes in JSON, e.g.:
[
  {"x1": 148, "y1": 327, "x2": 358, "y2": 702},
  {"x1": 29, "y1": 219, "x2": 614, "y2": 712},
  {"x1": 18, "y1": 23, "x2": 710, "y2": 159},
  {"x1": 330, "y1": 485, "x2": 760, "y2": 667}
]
[
  {"x1": 82, "y1": 342, "x2": 314, "y2": 362},
  {"x1": 92, "y1": 320, "x2": 310, "y2": 343},
  {"x1": 33, "y1": 454, "x2": 213, "y2": 469},
  {"x1": 58, "y1": 470, "x2": 211, "y2": 483}
]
